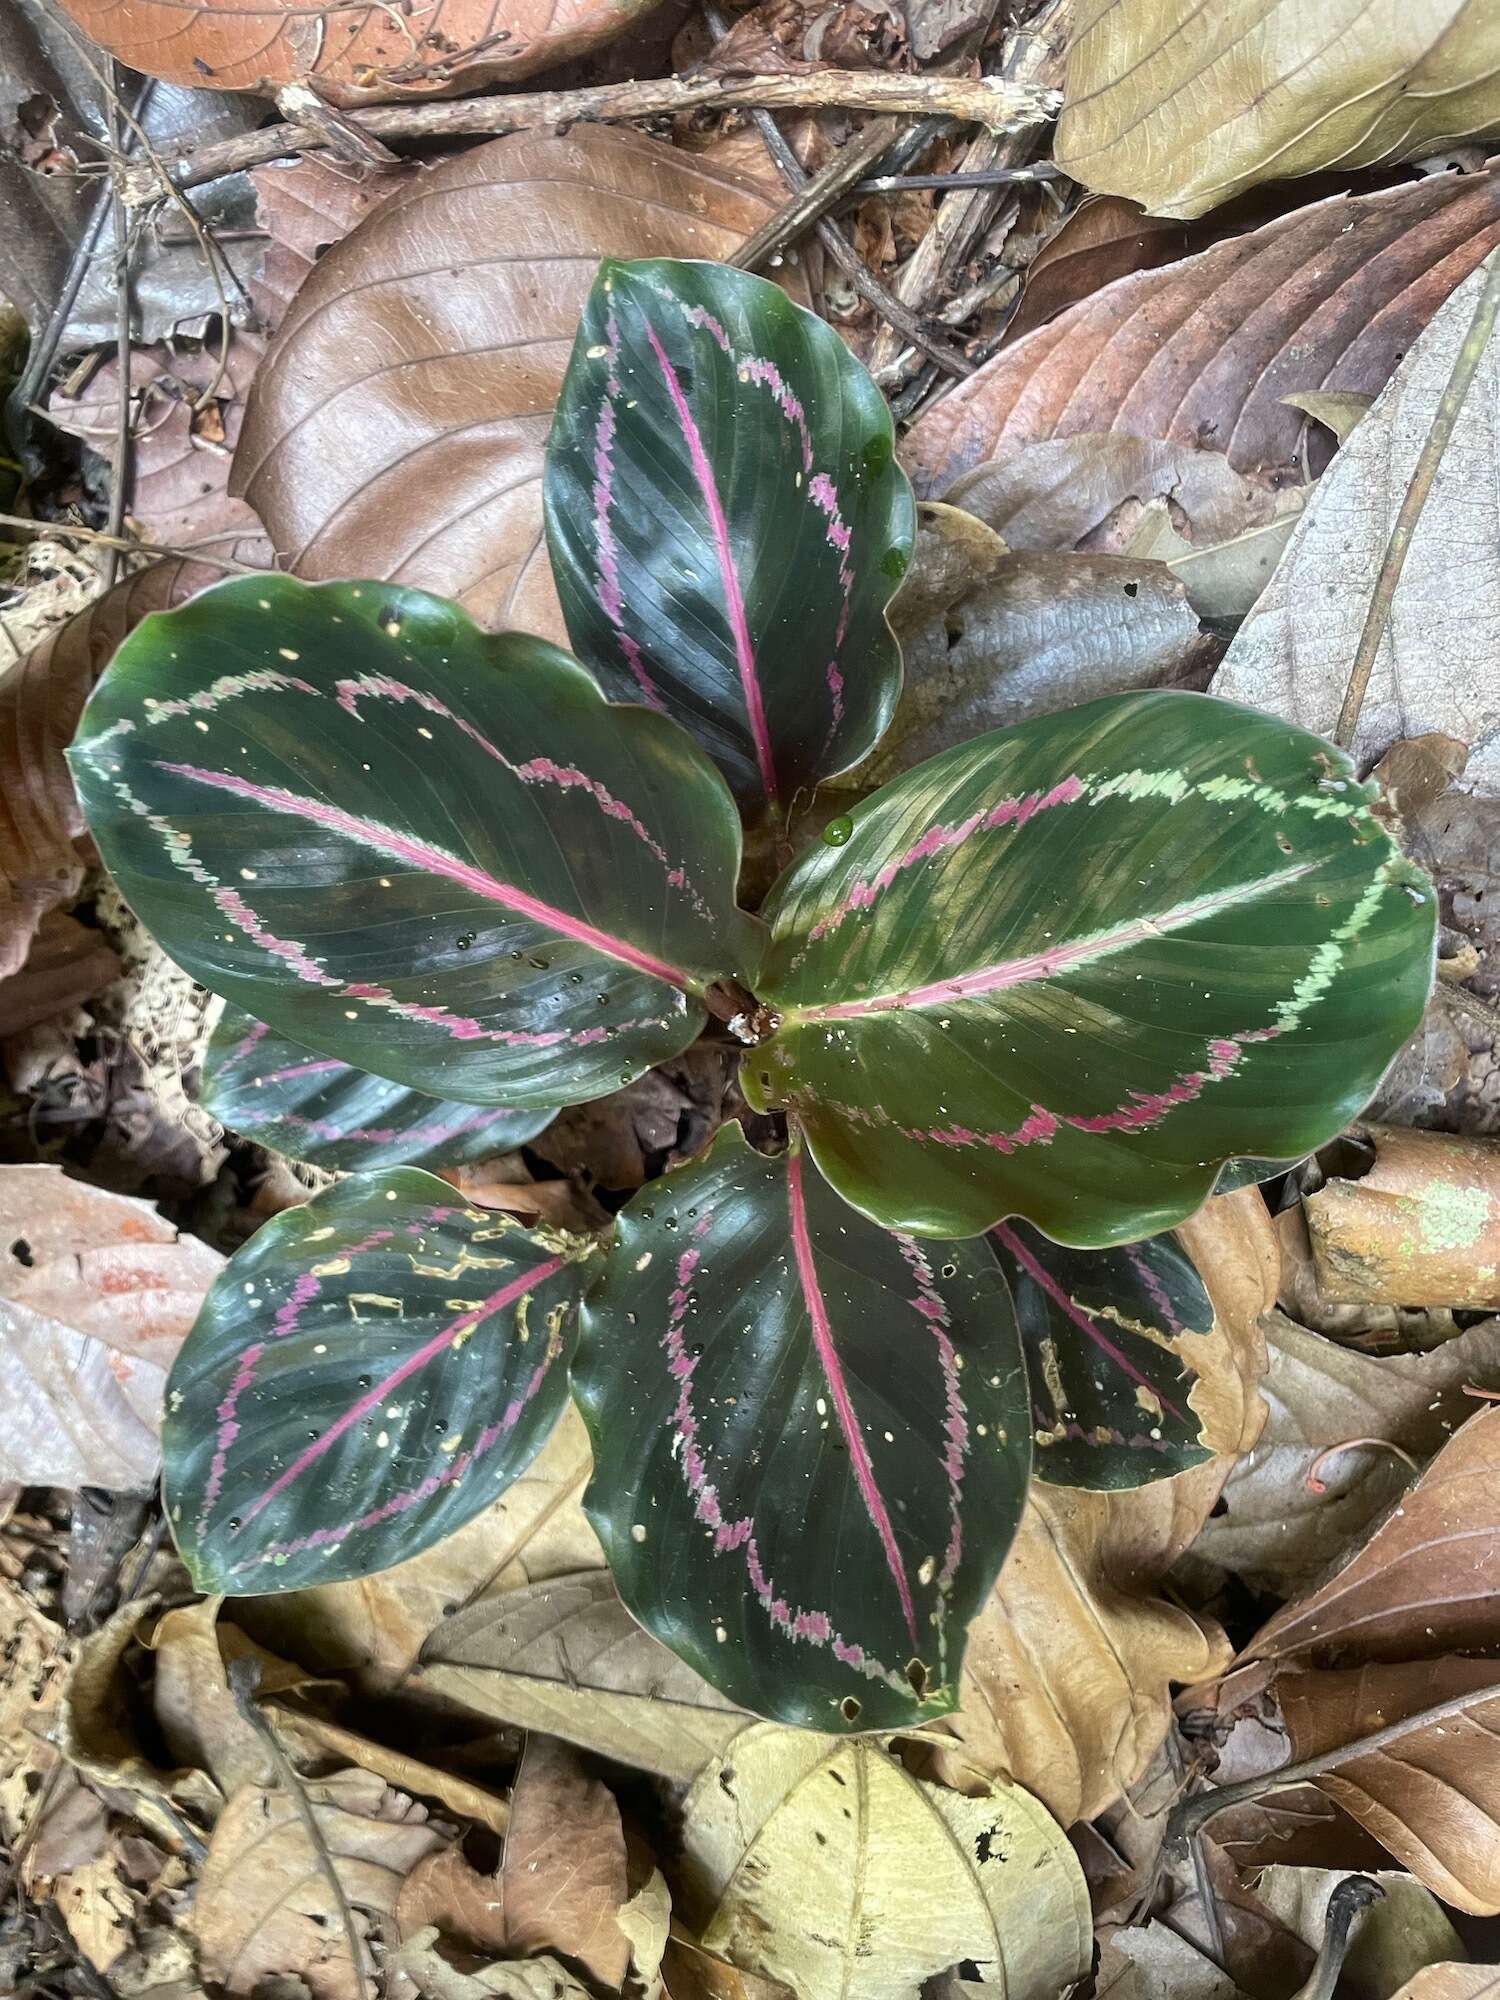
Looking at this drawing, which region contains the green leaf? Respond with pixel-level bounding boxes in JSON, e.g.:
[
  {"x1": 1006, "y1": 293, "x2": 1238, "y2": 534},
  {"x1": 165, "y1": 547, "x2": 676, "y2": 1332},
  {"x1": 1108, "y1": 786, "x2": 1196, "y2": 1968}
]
[
  {"x1": 573, "y1": 1123, "x2": 1030, "y2": 1733},
  {"x1": 991, "y1": 1220, "x2": 1214, "y2": 1488},
  {"x1": 68, "y1": 574, "x2": 760, "y2": 1111},
  {"x1": 544, "y1": 258, "x2": 914, "y2": 816},
  {"x1": 202, "y1": 1006, "x2": 553, "y2": 1171},
  {"x1": 164, "y1": 1169, "x2": 590, "y2": 1593},
  {"x1": 747, "y1": 691, "x2": 1435, "y2": 1245}
]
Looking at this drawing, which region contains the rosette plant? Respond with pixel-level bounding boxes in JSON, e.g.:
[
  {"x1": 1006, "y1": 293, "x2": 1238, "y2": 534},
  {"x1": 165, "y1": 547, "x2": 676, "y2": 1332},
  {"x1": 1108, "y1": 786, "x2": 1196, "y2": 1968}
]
[{"x1": 69, "y1": 259, "x2": 1434, "y2": 1734}]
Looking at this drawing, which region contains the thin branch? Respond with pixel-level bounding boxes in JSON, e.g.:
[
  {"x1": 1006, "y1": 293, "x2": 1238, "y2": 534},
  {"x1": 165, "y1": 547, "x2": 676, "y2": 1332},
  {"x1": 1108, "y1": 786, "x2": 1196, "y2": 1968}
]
[
  {"x1": 115, "y1": 70, "x2": 1060, "y2": 204},
  {"x1": 852, "y1": 162, "x2": 1062, "y2": 195},
  {"x1": 1335, "y1": 246, "x2": 1500, "y2": 749},
  {"x1": 732, "y1": 116, "x2": 908, "y2": 274},
  {"x1": 0, "y1": 511, "x2": 262, "y2": 572},
  {"x1": 103, "y1": 75, "x2": 134, "y2": 592},
  {"x1": 1167, "y1": 1673, "x2": 1500, "y2": 1849}
]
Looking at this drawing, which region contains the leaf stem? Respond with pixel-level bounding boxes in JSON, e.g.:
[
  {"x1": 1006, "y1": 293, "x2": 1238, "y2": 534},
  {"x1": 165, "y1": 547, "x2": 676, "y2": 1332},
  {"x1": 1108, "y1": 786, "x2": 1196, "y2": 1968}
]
[
  {"x1": 1166, "y1": 1673, "x2": 1500, "y2": 1849},
  {"x1": 1334, "y1": 248, "x2": 1500, "y2": 751}
]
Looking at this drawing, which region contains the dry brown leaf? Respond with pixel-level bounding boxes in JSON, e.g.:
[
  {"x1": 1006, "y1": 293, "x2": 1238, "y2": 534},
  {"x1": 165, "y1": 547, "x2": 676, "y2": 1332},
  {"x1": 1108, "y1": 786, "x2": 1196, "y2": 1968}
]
[
  {"x1": 1004, "y1": 195, "x2": 1189, "y2": 346},
  {"x1": 0, "y1": 560, "x2": 198, "y2": 981},
  {"x1": 413, "y1": 1570, "x2": 748, "y2": 1786},
  {"x1": 1215, "y1": 262, "x2": 1500, "y2": 789},
  {"x1": 1098, "y1": 1923, "x2": 1248, "y2": 2000},
  {"x1": 950, "y1": 433, "x2": 1281, "y2": 555},
  {"x1": 273, "y1": 1706, "x2": 511, "y2": 1836},
  {"x1": 0, "y1": 908, "x2": 120, "y2": 1039},
  {"x1": 1394, "y1": 1971, "x2": 1500, "y2": 1999},
  {"x1": 147, "y1": 1600, "x2": 324, "y2": 1798},
  {"x1": 48, "y1": 341, "x2": 271, "y2": 568},
  {"x1": 498, "y1": 1734, "x2": 629, "y2": 1989},
  {"x1": 54, "y1": 1853, "x2": 139, "y2": 1974},
  {"x1": 393, "y1": 1927, "x2": 590, "y2": 2000},
  {"x1": 237, "y1": 1402, "x2": 599, "y2": 1693},
  {"x1": 1304, "y1": 1127, "x2": 1500, "y2": 1307},
  {"x1": 662, "y1": 1928, "x2": 796, "y2": 2000},
  {"x1": 1189, "y1": 1308, "x2": 1500, "y2": 1597},
  {"x1": 397, "y1": 1845, "x2": 509, "y2": 1955},
  {"x1": 902, "y1": 171, "x2": 1500, "y2": 499},
  {"x1": 0, "y1": 1167, "x2": 223, "y2": 1488},
  {"x1": 233, "y1": 127, "x2": 793, "y2": 640},
  {"x1": 251, "y1": 155, "x2": 414, "y2": 331},
  {"x1": 0, "y1": 1573, "x2": 70, "y2": 1850},
  {"x1": 190, "y1": 1768, "x2": 447, "y2": 2000},
  {"x1": 50, "y1": 0, "x2": 658, "y2": 102},
  {"x1": 1125, "y1": 492, "x2": 1306, "y2": 622},
  {"x1": 1054, "y1": 0, "x2": 1500, "y2": 219}
]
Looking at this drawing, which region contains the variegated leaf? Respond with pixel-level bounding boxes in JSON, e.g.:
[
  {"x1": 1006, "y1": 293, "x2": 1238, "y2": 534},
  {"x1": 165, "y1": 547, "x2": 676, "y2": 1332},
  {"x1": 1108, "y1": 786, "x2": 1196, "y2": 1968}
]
[
  {"x1": 202, "y1": 1006, "x2": 552, "y2": 1171},
  {"x1": 544, "y1": 259, "x2": 914, "y2": 818},
  {"x1": 164, "y1": 1170, "x2": 591, "y2": 1592},
  {"x1": 574, "y1": 1124, "x2": 1030, "y2": 1732},
  {"x1": 69, "y1": 574, "x2": 760, "y2": 1111},
  {"x1": 991, "y1": 1221, "x2": 1214, "y2": 1488},
  {"x1": 747, "y1": 691, "x2": 1435, "y2": 1245}
]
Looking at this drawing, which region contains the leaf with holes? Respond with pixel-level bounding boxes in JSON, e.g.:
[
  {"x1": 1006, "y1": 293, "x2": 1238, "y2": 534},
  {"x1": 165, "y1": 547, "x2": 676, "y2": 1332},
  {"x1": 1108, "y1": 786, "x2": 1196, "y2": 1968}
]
[
  {"x1": 69, "y1": 574, "x2": 761, "y2": 1112},
  {"x1": 746, "y1": 691, "x2": 1435, "y2": 1245},
  {"x1": 545, "y1": 259, "x2": 914, "y2": 818},
  {"x1": 202, "y1": 1006, "x2": 552, "y2": 1171},
  {"x1": 573, "y1": 1123, "x2": 1030, "y2": 1733},
  {"x1": 990, "y1": 1221, "x2": 1214, "y2": 1489},
  {"x1": 164, "y1": 1169, "x2": 590, "y2": 1592}
]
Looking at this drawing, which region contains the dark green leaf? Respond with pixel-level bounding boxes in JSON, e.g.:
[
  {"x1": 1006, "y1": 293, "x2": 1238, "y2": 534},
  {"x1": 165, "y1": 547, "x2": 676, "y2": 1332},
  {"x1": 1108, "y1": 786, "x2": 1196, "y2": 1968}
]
[
  {"x1": 544, "y1": 258, "x2": 914, "y2": 815},
  {"x1": 747, "y1": 691, "x2": 1435, "y2": 1245},
  {"x1": 69, "y1": 574, "x2": 760, "y2": 1110},
  {"x1": 574, "y1": 1124, "x2": 1030, "y2": 1732},
  {"x1": 201, "y1": 1005, "x2": 552, "y2": 1171},
  {"x1": 164, "y1": 1169, "x2": 590, "y2": 1593},
  {"x1": 991, "y1": 1220, "x2": 1214, "y2": 1488}
]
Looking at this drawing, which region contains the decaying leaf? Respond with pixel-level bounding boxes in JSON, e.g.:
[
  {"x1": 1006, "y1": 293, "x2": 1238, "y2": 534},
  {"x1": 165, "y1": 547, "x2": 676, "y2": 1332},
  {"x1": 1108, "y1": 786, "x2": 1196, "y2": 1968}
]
[
  {"x1": 190, "y1": 1767, "x2": 447, "y2": 2000},
  {"x1": 1098, "y1": 1923, "x2": 1248, "y2": 2000},
  {"x1": 499, "y1": 1734, "x2": 629, "y2": 1989},
  {"x1": 681, "y1": 1724, "x2": 1092, "y2": 2000},
  {"x1": 49, "y1": 0, "x2": 659, "y2": 102},
  {"x1": 233, "y1": 128, "x2": 791, "y2": 641},
  {"x1": 1191, "y1": 1308, "x2": 1500, "y2": 1597},
  {"x1": 902, "y1": 171, "x2": 1500, "y2": 498},
  {"x1": 393, "y1": 1927, "x2": 590, "y2": 2000},
  {"x1": 1305, "y1": 1126, "x2": 1500, "y2": 1307},
  {"x1": 1054, "y1": 0, "x2": 1500, "y2": 218},
  {"x1": 1215, "y1": 263, "x2": 1500, "y2": 791},
  {"x1": 414, "y1": 1570, "x2": 748, "y2": 1785},
  {"x1": 0, "y1": 1167, "x2": 223, "y2": 1489}
]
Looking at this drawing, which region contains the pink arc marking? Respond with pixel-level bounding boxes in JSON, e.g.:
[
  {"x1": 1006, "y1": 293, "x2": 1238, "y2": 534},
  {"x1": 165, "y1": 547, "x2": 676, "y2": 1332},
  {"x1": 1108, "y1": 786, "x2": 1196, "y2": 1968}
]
[
  {"x1": 154, "y1": 762, "x2": 694, "y2": 994},
  {"x1": 798, "y1": 864, "x2": 1319, "y2": 1022},
  {"x1": 992, "y1": 1223, "x2": 1190, "y2": 1426},
  {"x1": 643, "y1": 318, "x2": 780, "y2": 809},
  {"x1": 236, "y1": 1256, "x2": 565, "y2": 1534},
  {"x1": 894, "y1": 1237, "x2": 967, "y2": 1590},
  {"x1": 787, "y1": 1152, "x2": 919, "y2": 1650},
  {"x1": 1128, "y1": 1247, "x2": 1186, "y2": 1336}
]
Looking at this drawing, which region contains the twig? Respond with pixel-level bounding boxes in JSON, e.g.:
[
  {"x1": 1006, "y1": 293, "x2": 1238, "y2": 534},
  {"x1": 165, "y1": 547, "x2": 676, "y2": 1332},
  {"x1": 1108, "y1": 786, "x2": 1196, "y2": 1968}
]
[
  {"x1": 228, "y1": 1657, "x2": 375, "y2": 2000},
  {"x1": 1335, "y1": 246, "x2": 1500, "y2": 749},
  {"x1": 1304, "y1": 1436, "x2": 1420, "y2": 1493},
  {"x1": 1166, "y1": 1673, "x2": 1500, "y2": 1849},
  {"x1": 0, "y1": 511, "x2": 261, "y2": 572},
  {"x1": 732, "y1": 116, "x2": 908, "y2": 274},
  {"x1": 852, "y1": 162, "x2": 1062, "y2": 195},
  {"x1": 115, "y1": 71, "x2": 1060, "y2": 204},
  {"x1": 103, "y1": 75, "x2": 134, "y2": 592}
]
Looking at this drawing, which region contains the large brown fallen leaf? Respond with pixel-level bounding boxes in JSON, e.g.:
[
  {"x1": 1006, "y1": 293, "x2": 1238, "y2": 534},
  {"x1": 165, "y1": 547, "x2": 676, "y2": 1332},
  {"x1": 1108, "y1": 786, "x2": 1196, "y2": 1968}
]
[
  {"x1": 681, "y1": 1725, "x2": 1092, "y2": 2000},
  {"x1": 1190, "y1": 1308, "x2": 1500, "y2": 1598},
  {"x1": 190, "y1": 1767, "x2": 447, "y2": 2000},
  {"x1": 0, "y1": 1167, "x2": 223, "y2": 1488},
  {"x1": 902, "y1": 170, "x2": 1500, "y2": 498},
  {"x1": 497, "y1": 1734, "x2": 629, "y2": 1989},
  {"x1": 232, "y1": 127, "x2": 791, "y2": 641},
  {"x1": 1054, "y1": 0, "x2": 1500, "y2": 220},
  {"x1": 1215, "y1": 262, "x2": 1500, "y2": 792},
  {"x1": 251, "y1": 156, "x2": 413, "y2": 331},
  {"x1": 0, "y1": 561, "x2": 198, "y2": 982},
  {"x1": 50, "y1": 0, "x2": 657, "y2": 102},
  {"x1": 931, "y1": 1188, "x2": 1275, "y2": 1823}
]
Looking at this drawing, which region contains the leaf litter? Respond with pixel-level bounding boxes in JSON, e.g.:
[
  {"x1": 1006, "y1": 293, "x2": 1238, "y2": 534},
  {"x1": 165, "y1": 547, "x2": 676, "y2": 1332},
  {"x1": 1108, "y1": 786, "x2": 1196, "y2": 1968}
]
[{"x1": 5, "y1": 0, "x2": 1500, "y2": 1994}]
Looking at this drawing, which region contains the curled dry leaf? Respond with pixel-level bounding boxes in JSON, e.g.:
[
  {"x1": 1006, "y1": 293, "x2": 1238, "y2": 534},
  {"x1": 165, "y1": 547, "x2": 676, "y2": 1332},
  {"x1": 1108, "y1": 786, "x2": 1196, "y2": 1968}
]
[
  {"x1": 49, "y1": 0, "x2": 659, "y2": 102},
  {"x1": 932, "y1": 1187, "x2": 1274, "y2": 1824},
  {"x1": 1054, "y1": 0, "x2": 1500, "y2": 219},
  {"x1": 0, "y1": 1167, "x2": 223, "y2": 1489},
  {"x1": 498, "y1": 1734, "x2": 629, "y2": 1990},
  {"x1": 190, "y1": 1768, "x2": 447, "y2": 2000},
  {"x1": 1191, "y1": 1307, "x2": 1500, "y2": 1598},
  {"x1": 47, "y1": 340, "x2": 272, "y2": 569},
  {"x1": 0, "y1": 560, "x2": 199, "y2": 981},
  {"x1": 1004, "y1": 196, "x2": 1189, "y2": 347},
  {"x1": 902, "y1": 170, "x2": 1500, "y2": 498},
  {"x1": 1305, "y1": 1126, "x2": 1500, "y2": 1307},
  {"x1": 146, "y1": 1598, "x2": 324, "y2": 1799},
  {"x1": 233, "y1": 127, "x2": 793, "y2": 641},
  {"x1": 1231, "y1": 1405, "x2": 1500, "y2": 1910},
  {"x1": 681, "y1": 1724, "x2": 1092, "y2": 2000}
]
